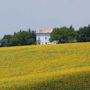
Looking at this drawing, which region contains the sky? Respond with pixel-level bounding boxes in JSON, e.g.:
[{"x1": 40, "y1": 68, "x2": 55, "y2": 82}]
[{"x1": 0, "y1": 0, "x2": 90, "y2": 38}]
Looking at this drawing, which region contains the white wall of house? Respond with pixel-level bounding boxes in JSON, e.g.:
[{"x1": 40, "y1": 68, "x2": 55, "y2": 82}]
[{"x1": 36, "y1": 33, "x2": 55, "y2": 45}]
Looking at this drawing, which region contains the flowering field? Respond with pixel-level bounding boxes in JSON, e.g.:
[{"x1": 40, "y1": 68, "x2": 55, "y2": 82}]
[{"x1": 0, "y1": 42, "x2": 90, "y2": 90}]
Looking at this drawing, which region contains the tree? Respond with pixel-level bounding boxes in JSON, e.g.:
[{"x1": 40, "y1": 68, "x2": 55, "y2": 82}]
[
  {"x1": 0, "y1": 29, "x2": 36, "y2": 47},
  {"x1": 50, "y1": 26, "x2": 76, "y2": 43},
  {"x1": 0, "y1": 35, "x2": 12, "y2": 46},
  {"x1": 77, "y1": 25, "x2": 90, "y2": 42}
]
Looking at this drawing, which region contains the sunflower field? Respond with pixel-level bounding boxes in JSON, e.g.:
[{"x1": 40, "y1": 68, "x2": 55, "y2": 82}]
[{"x1": 0, "y1": 42, "x2": 90, "y2": 90}]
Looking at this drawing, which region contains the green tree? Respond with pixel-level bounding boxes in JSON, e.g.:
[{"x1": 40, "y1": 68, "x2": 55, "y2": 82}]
[
  {"x1": 77, "y1": 25, "x2": 90, "y2": 42},
  {"x1": 0, "y1": 29, "x2": 36, "y2": 47},
  {"x1": 0, "y1": 35, "x2": 12, "y2": 46},
  {"x1": 50, "y1": 26, "x2": 76, "y2": 43}
]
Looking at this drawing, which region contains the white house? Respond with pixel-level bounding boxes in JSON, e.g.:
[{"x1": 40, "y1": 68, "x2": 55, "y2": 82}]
[{"x1": 36, "y1": 28, "x2": 57, "y2": 45}]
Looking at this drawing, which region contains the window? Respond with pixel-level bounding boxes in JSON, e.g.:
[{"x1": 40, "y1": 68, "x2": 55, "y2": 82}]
[
  {"x1": 45, "y1": 37, "x2": 47, "y2": 40},
  {"x1": 38, "y1": 37, "x2": 40, "y2": 40},
  {"x1": 38, "y1": 37, "x2": 41, "y2": 44}
]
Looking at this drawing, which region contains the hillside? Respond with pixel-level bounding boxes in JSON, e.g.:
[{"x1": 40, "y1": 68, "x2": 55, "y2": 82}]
[{"x1": 0, "y1": 42, "x2": 90, "y2": 90}]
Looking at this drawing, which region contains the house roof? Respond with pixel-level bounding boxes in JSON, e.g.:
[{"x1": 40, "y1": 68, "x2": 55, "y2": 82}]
[{"x1": 36, "y1": 28, "x2": 53, "y2": 34}]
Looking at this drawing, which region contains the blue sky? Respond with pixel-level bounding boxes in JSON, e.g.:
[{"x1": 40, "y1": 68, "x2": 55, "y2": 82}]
[{"x1": 0, "y1": 0, "x2": 90, "y2": 38}]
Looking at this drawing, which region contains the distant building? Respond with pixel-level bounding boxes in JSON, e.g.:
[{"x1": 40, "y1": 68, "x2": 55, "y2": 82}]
[{"x1": 36, "y1": 28, "x2": 57, "y2": 45}]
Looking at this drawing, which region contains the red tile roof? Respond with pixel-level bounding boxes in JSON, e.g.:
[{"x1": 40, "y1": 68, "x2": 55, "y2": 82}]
[{"x1": 36, "y1": 28, "x2": 53, "y2": 34}]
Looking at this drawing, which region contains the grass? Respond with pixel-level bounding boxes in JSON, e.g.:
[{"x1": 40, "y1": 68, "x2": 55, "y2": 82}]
[{"x1": 0, "y1": 42, "x2": 90, "y2": 90}]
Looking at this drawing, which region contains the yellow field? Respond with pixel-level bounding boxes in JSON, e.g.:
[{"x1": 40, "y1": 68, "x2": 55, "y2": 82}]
[{"x1": 0, "y1": 42, "x2": 90, "y2": 90}]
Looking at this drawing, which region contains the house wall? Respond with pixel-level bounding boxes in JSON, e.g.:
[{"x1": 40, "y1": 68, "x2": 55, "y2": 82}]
[{"x1": 36, "y1": 33, "x2": 53, "y2": 45}]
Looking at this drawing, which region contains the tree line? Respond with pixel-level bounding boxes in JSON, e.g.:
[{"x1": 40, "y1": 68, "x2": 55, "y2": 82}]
[
  {"x1": 50, "y1": 25, "x2": 90, "y2": 43},
  {"x1": 0, "y1": 29, "x2": 36, "y2": 47},
  {"x1": 0, "y1": 25, "x2": 90, "y2": 47}
]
